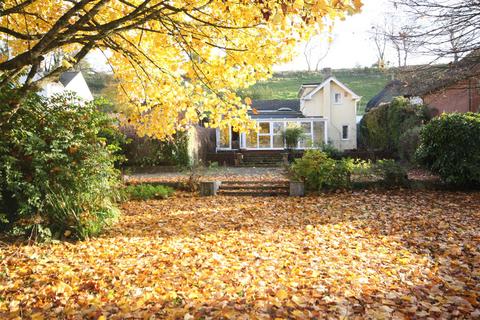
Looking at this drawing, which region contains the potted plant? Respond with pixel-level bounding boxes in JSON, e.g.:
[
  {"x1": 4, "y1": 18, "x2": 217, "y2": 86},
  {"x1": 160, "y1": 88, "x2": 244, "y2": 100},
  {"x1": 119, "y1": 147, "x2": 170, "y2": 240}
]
[{"x1": 283, "y1": 126, "x2": 305, "y2": 162}]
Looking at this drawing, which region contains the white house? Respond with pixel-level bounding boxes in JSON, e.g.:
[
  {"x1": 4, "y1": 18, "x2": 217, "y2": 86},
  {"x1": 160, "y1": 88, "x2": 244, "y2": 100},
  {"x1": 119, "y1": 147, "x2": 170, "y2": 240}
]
[
  {"x1": 39, "y1": 71, "x2": 94, "y2": 102},
  {"x1": 216, "y1": 76, "x2": 361, "y2": 152}
]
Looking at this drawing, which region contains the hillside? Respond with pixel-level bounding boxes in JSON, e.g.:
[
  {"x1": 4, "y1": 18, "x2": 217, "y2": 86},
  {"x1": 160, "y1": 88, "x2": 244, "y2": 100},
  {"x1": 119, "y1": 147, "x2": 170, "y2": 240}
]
[{"x1": 240, "y1": 69, "x2": 392, "y2": 114}]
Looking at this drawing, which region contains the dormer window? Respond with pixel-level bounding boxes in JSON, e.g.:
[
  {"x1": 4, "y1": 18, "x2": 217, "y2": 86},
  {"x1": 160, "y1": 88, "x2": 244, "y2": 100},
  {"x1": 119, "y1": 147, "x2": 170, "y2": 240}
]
[{"x1": 334, "y1": 92, "x2": 342, "y2": 104}]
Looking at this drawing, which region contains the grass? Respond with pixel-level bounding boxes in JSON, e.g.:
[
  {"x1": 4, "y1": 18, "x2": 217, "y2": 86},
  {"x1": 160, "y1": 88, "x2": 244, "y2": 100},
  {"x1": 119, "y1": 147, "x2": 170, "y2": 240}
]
[{"x1": 240, "y1": 68, "x2": 393, "y2": 115}]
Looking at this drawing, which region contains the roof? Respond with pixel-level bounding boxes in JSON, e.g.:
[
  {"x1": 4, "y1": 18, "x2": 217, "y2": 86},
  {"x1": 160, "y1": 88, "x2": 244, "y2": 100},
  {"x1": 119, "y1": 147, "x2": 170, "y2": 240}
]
[
  {"x1": 59, "y1": 71, "x2": 80, "y2": 86},
  {"x1": 249, "y1": 99, "x2": 304, "y2": 119},
  {"x1": 366, "y1": 49, "x2": 480, "y2": 111},
  {"x1": 365, "y1": 80, "x2": 406, "y2": 111},
  {"x1": 299, "y1": 76, "x2": 361, "y2": 100}
]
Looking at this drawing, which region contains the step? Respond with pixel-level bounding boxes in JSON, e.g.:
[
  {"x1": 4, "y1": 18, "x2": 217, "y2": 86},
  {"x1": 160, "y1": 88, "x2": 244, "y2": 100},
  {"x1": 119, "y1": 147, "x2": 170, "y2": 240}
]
[
  {"x1": 221, "y1": 180, "x2": 288, "y2": 185},
  {"x1": 238, "y1": 163, "x2": 283, "y2": 167},
  {"x1": 220, "y1": 185, "x2": 288, "y2": 190},
  {"x1": 217, "y1": 190, "x2": 289, "y2": 197}
]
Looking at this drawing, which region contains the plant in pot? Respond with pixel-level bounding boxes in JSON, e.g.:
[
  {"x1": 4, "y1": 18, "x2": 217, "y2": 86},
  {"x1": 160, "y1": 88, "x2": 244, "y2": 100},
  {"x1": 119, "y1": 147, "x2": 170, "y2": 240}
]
[{"x1": 283, "y1": 126, "x2": 305, "y2": 162}]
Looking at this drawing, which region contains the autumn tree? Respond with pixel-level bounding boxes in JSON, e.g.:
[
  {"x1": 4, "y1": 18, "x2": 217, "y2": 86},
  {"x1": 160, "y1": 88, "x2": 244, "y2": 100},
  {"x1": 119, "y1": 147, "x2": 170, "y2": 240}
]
[{"x1": 0, "y1": 0, "x2": 362, "y2": 139}]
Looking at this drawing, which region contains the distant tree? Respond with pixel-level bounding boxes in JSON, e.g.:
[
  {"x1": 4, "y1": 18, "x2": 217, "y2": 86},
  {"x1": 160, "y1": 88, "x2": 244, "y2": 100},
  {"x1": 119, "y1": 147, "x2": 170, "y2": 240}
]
[
  {"x1": 394, "y1": 0, "x2": 480, "y2": 62},
  {"x1": 369, "y1": 22, "x2": 388, "y2": 68},
  {"x1": 303, "y1": 33, "x2": 332, "y2": 72}
]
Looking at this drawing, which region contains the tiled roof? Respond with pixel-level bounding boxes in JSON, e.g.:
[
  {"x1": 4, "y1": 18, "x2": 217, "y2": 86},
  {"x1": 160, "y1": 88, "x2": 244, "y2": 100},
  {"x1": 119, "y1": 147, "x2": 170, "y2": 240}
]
[{"x1": 249, "y1": 99, "x2": 304, "y2": 119}]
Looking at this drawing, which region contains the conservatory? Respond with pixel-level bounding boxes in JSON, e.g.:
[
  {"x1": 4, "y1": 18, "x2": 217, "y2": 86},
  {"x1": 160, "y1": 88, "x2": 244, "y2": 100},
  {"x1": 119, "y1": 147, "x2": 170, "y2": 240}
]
[{"x1": 216, "y1": 118, "x2": 328, "y2": 151}]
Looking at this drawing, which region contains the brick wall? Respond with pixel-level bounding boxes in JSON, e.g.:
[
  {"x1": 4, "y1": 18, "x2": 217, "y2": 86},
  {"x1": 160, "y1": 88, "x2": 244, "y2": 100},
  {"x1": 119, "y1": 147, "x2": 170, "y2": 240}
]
[{"x1": 423, "y1": 77, "x2": 480, "y2": 115}]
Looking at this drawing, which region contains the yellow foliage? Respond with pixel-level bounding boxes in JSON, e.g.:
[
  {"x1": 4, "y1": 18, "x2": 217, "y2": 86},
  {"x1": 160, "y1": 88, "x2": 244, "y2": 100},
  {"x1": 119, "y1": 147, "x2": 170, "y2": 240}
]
[{"x1": 0, "y1": 0, "x2": 362, "y2": 139}]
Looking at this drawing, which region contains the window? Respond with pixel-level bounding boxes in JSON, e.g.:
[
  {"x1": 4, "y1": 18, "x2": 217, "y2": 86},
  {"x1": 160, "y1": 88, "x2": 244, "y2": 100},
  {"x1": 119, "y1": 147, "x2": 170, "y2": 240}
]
[
  {"x1": 273, "y1": 122, "x2": 285, "y2": 148},
  {"x1": 313, "y1": 121, "x2": 325, "y2": 147},
  {"x1": 299, "y1": 121, "x2": 313, "y2": 148},
  {"x1": 342, "y1": 125, "x2": 349, "y2": 140},
  {"x1": 258, "y1": 122, "x2": 271, "y2": 148},
  {"x1": 334, "y1": 92, "x2": 342, "y2": 104},
  {"x1": 219, "y1": 126, "x2": 231, "y2": 149}
]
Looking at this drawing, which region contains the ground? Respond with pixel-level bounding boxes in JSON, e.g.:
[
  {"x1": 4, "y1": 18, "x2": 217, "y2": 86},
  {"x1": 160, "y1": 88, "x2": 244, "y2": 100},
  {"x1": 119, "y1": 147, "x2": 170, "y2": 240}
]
[{"x1": 1, "y1": 190, "x2": 479, "y2": 319}]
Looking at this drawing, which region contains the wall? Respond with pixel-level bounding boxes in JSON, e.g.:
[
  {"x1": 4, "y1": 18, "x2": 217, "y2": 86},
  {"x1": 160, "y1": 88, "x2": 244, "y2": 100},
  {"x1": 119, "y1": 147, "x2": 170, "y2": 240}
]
[
  {"x1": 328, "y1": 82, "x2": 358, "y2": 150},
  {"x1": 188, "y1": 125, "x2": 216, "y2": 165},
  {"x1": 423, "y1": 77, "x2": 480, "y2": 115}
]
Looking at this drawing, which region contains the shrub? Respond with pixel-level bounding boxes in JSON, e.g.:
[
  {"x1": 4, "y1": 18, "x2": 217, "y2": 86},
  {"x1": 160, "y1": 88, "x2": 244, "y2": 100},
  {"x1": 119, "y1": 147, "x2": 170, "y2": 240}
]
[
  {"x1": 0, "y1": 89, "x2": 121, "y2": 240},
  {"x1": 321, "y1": 143, "x2": 343, "y2": 159},
  {"x1": 291, "y1": 150, "x2": 353, "y2": 191},
  {"x1": 122, "y1": 129, "x2": 190, "y2": 167},
  {"x1": 125, "y1": 184, "x2": 174, "y2": 200},
  {"x1": 416, "y1": 112, "x2": 480, "y2": 186},
  {"x1": 398, "y1": 126, "x2": 422, "y2": 162},
  {"x1": 359, "y1": 97, "x2": 431, "y2": 157},
  {"x1": 372, "y1": 159, "x2": 409, "y2": 187},
  {"x1": 283, "y1": 127, "x2": 305, "y2": 149}
]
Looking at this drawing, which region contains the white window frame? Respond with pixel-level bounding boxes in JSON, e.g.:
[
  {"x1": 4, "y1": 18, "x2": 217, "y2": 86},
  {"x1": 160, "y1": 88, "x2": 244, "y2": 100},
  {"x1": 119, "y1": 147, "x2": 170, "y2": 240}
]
[
  {"x1": 334, "y1": 92, "x2": 342, "y2": 104},
  {"x1": 341, "y1": 125, "x2": 349, "y2": 140},
  {"x1": 242, "y1": 118, "x2": 328, "y2": 150}
]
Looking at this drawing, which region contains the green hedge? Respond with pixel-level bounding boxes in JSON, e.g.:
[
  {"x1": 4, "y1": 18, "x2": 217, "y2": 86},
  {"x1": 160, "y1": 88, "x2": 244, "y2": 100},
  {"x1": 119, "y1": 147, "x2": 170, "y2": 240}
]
[{"x1": 416, "y1": 112, "x2": 480, "y2": 186}]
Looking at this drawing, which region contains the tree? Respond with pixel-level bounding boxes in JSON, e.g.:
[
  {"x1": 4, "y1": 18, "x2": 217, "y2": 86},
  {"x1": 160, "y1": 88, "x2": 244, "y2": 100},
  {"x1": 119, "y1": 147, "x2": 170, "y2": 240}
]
[
  {"x1": 394, "y1": 0, "x2": 480, "y2": 62},
  {"x1": 0, "y1": 0, "x2": 362, "y2": 139},
  {"x1": 303, "y1": 33, "x2": 332, "y2": 72},
  {"x1": 369, "y1": 23, "x2": 388, "y2": 68}
]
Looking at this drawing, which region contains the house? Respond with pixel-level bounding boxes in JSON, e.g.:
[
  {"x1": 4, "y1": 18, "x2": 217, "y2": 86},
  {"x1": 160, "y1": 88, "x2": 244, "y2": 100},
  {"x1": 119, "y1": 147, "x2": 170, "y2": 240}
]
[
  {"x1": 367, "y1": 50, "x2": 480, "y2": 115},
  {"x1": 215, "y1": 76, "x2": 360, "y2": 154},
  {"x1": 39, "y1": 71, "x2": 94, "y2": 102}
]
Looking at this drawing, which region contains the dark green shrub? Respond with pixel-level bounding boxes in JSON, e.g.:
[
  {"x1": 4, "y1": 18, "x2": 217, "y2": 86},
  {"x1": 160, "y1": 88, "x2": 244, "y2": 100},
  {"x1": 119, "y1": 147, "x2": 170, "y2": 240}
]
[
  {"x1": 122, "y1": 129, "x2": 190, "y2": 167},
  {"x1": 372, "y1": 159, "x2": 409, "y2": 187},
  {"x1": 291, "y1": 150, "x2": 353, "y2": 191},
  {"x1": 321, "y1": 143, "x2": 343, "y2": 159},
  {"x1": 416, "y1": 113, "x2": 480, "y2": 186},
  {"x1": 0, "y1": 89, "x2": 121, "y2": 240},
  {"x1": 125, "y1": 184, "x2": 174, "y2": 200},
  {"x1": 283, "y1": 127, "x2": 305, "y2": 149},
  {"x1": 398, "y1": 126, "x2": 422, "y2": 162},
  {"x1": 359, "y1": 97, "x2": 431, "y2": 157}
]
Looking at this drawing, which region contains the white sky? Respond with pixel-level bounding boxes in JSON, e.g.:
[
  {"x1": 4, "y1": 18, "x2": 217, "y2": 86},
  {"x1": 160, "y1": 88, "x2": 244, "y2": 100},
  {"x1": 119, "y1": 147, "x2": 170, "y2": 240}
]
[
  {"x1": 88, "y1": 0, "x2": 433, "y2": 72},
  {"x1": 275, "y1": 0, "x2": 430, "y2": 71}
]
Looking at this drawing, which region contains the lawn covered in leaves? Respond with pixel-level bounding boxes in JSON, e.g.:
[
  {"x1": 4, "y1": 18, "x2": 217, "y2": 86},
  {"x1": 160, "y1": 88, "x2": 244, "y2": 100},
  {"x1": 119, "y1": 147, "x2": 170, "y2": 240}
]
[{"x1": 1, "y1": 190, "x2": 479, "y2": 319}]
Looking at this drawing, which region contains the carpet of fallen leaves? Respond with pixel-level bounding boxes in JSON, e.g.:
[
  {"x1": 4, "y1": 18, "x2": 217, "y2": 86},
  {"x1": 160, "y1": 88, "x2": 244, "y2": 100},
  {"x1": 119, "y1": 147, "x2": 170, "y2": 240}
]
[{"x1": 1, "y1": 190, "x2": 480, "y2": 319}]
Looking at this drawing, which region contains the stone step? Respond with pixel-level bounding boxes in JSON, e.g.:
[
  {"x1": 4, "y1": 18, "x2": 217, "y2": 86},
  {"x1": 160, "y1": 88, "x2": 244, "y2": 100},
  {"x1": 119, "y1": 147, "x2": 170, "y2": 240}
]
[
  {"x1": 238, "y1": 163, "x2": 283, "y2": 167},
  {"x1": 221, "y1": 180, "x2": 288, "y2": 185},
  {"x1": 220, "y1": 185, "x2": 288, "y2": 190},
  {"x1": 217, "y1": 190, "x2": 289, "y2": 197}
]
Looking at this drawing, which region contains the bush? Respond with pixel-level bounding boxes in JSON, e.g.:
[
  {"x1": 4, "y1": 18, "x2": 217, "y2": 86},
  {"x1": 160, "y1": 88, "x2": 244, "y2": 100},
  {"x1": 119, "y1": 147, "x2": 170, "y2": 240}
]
[
  {"x1": 372, "y1": 159, "x2": 409, "y2": 187},
  {"x1": 122, "y1": 129, "x2": 190, "y2": 167},
  {"x1": 359, "y1": 97, "x2": 431, "y2": 157},
  {"x1": 416, "y1": 112, "x2": 480, "y2": 186},
  {"x1": 291, "y1": 150, "x2": 353, "y2": 191},
  {"x1": 398, "y1": 126, "x2": 422, "y2": 162},
  {"x1": 0, "y1": 89, "x2": 121, "y2": 240},
  {"x1": 125, "y1": 184, "x2": 174, "y2": 200},
  {"x1": 321, "y1": 143, "x2": 343, "y2": 159}
]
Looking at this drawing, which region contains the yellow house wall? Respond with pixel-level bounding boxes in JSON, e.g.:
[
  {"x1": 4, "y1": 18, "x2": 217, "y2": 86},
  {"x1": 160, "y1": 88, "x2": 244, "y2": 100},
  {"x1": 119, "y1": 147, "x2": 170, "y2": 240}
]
[
  {"x1": 328, "y1": 82, "x2": 357, "y2": 150},
  {"x1": 299, "y1": 80, "x2": 357, "y2": 151}
]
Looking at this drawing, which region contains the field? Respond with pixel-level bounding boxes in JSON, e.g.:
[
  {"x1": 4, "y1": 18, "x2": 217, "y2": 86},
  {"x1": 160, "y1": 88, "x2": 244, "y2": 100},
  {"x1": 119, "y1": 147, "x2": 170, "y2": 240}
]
[{"x1": 241, "y1": 69, "x2": 392, "y2": 114}]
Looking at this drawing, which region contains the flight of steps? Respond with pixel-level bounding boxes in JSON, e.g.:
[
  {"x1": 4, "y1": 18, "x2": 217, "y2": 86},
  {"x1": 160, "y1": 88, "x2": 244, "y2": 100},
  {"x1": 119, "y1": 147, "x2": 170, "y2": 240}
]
[
  {"x1": 217, "y1": 180, "x2": 289, "y2": 196},
  {"x1": 240, "y1": 152, "x2": 284, "y2": 167}
]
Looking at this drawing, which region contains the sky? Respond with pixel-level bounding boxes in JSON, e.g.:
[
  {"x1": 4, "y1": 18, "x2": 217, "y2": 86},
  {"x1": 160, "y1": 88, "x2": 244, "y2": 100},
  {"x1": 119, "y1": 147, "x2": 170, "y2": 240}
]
[
  {"x1": 275, "y1": 0, "x2": 430, "y2": 71},
  {"x1": 88, "y1": 0, "x2": 432, "y2": 72}
]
